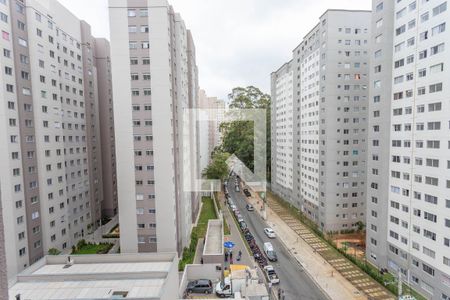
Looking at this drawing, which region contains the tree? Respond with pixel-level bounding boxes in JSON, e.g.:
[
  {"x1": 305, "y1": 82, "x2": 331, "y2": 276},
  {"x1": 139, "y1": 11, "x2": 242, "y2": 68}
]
[
  {"x1": 203, "y1": 151, "x2": 230, "y2": 180},
  {"x1": 220, "y1": 86, "x2": 271, "y2": 179}
]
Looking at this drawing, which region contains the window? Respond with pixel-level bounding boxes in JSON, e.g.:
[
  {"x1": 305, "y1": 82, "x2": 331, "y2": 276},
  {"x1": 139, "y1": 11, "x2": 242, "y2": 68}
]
[
  {"x1": 430, "y1": 63, "x2": 444, "y2": 73},
  {"x1": 128, "y1": 9, "x2": 136, "y2": 17},
  {"x1": 128, "y1": 25, "x2": 137, "y2": 33},
  {"x1": 429, "y1": 83, "x2": 443, "y2": 93},
  {"x1": 430, "y1": 43, "x2": 445, "y2": 55},
  {"x1": 396, "y1": 25, "x2": 406, "y2": 36},
  {"x1": 141, "y1": 25, "x2": 149, "y2": 33},
  {"x1": 2, "y1": 30, "x2": 9, "y2": 41},
  {"x1": 376, "y1": 2, "x2": 383, "y2": 12},
  {"x1": 419, "y1": 50, "x2": 427, "y2": 59},
  {"x1": 0, "y1": 12, "x2": 7, "y2": 23},
  {"x1": 432, "y1": 23, "x2": 446, "y2": 36},
  {"x1": 423, "y1": 229, "x2": 436, "y2": 241},
  {"x1": 129, "y1": 41, "x2": 137, "y2": 49},
  {"x1": 433, "y1": 2, "x2": 447, "y2": 16}
]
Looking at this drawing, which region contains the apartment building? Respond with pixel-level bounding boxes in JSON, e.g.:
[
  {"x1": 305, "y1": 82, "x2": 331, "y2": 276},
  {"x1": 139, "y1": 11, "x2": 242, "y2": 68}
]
[
  {"x1": 367, "y1": 1, "x2": 450, "y2": 299},
  {"x1": 270, "y1": 60, "x2": 294, "y2": 203},
  {"x1": 109, "y1": 0, "x2": 199, "y2": 254},
  {"x1": 198, "y1": 89, "x2": 226, "y2": 172},
  {"x1": 0, "y1": 0, "x2": 112, "y2": 278},
  {"x1": 95, "y1": 38, "x2": 118, "y2": 218},
  {"x1": 366, "y1": 0, "x2": 395, "y2": 271},
  {"x1": 287, "y1": 10, "x2": 372, "y2": 232}
]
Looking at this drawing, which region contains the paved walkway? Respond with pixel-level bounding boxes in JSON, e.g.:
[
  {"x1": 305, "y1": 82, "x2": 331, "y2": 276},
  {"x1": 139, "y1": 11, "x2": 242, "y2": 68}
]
[
  {"x1": 218, "y1": 193, "x2": 255, "y2": 269},
  {"x1": 245, "y1": 191, "x2": 395, "y2": 300}
]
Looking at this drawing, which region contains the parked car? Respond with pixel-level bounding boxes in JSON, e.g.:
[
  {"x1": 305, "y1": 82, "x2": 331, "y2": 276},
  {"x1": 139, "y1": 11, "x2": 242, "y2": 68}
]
[
  {"x1": 263, "y1": 265, "x2": 280, "y2": 284},
  {"x1": 186, "y1": 279, "x2": 213, "y2": 294},
  {"x1": 239, "y1": 221, "x2": 247, "y2": 230},
  {"x1": 263, "y1": 242, "x2": 278, "y2": 262},
  {"x1": 243, "y1": 189, "x2": 251, "y2": 197},
  {"x1": 246, "y1": 204, "x2": 254, "y2": 211},
  {"x1": 237, "y1": 216, "x2": 244, "y2": 223},
  {"x1": 264, "y1": 227, "x2": 276, "y2": 239}
]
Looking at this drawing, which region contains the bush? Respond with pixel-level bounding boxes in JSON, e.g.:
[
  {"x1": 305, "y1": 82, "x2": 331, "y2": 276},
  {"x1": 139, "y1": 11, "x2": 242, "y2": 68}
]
[
  {"x1": 48, "y1": 248, "x2": 61, "y2": 255},
  {"x1": 77, "y1": 239, "x2": 87, "y2": 249}
]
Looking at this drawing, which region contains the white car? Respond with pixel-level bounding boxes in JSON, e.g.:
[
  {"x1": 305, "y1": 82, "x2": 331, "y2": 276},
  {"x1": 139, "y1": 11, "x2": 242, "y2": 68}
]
[
  {"x1": 263, "y1": 265, "x2": 280, "y2": 284},
  {"x1": 264, "y1": 227, "x2": 276, "y2": 238}
]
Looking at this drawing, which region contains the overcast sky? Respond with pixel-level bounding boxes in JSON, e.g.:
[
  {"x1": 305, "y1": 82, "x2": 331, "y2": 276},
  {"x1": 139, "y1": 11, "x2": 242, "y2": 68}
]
[{"x1": 59, "y1": 0, "x2": 371, "y2": 101}]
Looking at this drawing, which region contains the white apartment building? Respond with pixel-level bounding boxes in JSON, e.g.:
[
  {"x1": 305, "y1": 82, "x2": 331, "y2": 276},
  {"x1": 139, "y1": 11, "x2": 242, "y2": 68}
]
[
  {"x1": 0, "y1": 0, "x2": 113, "y2": 280},
  {"x1": 289, "y1": 10, "x2": 371, "y2": 232},
  {"x1": 270, "y1": 61, "x2": 294, "y2": 202},
  {"x1": 109, "y1": 0, "x2": 199, "y2": 254},
  {"x1": 367, "y1": 1, "x2": 450, "y2": 299}
]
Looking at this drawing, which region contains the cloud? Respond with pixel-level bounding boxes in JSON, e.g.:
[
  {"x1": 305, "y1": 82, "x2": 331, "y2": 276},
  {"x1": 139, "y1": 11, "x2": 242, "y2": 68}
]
[{"x1": 58, "y1": 0, "x2": 371, "y2": 100}]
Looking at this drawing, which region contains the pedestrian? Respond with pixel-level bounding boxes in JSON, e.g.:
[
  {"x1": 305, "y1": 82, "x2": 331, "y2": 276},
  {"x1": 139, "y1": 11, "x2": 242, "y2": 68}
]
[
  {"x1": 200, "y1": 257, "x2": 203, "y2": 264},
  {"x1": 230, "y1": 257, "x2": 233, "y2": 265},
  {"x1": 230, "y1": 251, "x2": 233, "y2": 260},
  {"x1": 281, "y1": 290, "x2": 285, "y2": 300},
  {"x1": 225, "y1": 251, "x2": 228, "y2": 262},
  {"x1": 277, "y1": 288, "x2": 282, "y2": 299}
]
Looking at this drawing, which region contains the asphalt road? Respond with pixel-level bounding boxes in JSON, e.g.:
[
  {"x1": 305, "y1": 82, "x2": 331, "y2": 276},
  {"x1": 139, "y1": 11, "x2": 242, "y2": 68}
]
[{"x1": 227, "y1": 177, "x2": 327, "y2": 300}]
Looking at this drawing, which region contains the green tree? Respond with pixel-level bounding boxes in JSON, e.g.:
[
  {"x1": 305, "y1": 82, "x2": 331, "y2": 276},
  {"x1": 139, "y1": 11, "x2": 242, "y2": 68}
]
[
  {"x1": 220, "y1": 86, "x2": 271, "y2": 179},
  {"x1": 203, "y1": 151, "x2": 230, "y2": 180}
]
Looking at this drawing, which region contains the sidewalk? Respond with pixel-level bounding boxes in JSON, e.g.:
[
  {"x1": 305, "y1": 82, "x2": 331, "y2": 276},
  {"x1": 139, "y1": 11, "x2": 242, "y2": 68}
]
[
  {"x1": 218, "y1": 193, "x2": 255, "y2": 268},
  {"x1": 245, "y1": 191, "x2": 395, "y2": 300}
]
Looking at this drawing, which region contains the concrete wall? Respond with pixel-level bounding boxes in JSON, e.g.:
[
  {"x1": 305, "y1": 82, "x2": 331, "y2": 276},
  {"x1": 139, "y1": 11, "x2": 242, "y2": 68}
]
[{"x1": 179, "y1": 264, "x2": 222, "y2": 297}]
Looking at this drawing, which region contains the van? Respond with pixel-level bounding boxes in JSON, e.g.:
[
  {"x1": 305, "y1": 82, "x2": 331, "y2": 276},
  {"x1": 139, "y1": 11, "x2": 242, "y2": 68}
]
[
  {"x1": 186, "y1": 279, "x2": 213, "y2": 294},
  {"x1": 263, "y1": 242, "x2": 277, "y2": 262}
]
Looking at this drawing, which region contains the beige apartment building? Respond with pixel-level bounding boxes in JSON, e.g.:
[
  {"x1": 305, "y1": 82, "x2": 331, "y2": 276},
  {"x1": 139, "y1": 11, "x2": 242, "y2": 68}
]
[
  {"x1": 109, "y1": 0, "x2": 200, "y2": 254},
  {"x1": 0, "y1": 0, "x2": 116, "y2": 281}
]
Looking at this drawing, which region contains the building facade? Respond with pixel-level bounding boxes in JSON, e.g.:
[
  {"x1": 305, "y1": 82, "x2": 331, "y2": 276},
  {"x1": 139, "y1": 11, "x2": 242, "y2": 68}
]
[
  {"x1": 366, "y1": 0, "x2": 395, "y2": 271},
  {"x1": 95, "y1": 38, "x2": 118, "y2": 218},
  {"x1": 109, "y1": 0, "x2": 199, "y2": 254},
  {"x1": 367, "y1": 1, "x2": 450, "y2": 299},
  {"x1": 0, "y1": 0, "x2": 113, "y2": 279},
  {"x1": 289, "y1": 10, "x2": 371, "y2": 232},
  {"x1": 270, "y1": 60, "x2": 294, "y2": 203},
  {"x1": 0, "y1": 186, "x2": 9, "y2": 299}
]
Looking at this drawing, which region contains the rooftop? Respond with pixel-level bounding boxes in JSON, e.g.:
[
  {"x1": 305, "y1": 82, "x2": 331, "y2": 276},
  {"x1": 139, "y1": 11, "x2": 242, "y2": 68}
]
[
  {"x1": 203, "y1": 219, "x2": 223, "y2": 256},
  {"x1": 9, "y1": 253, "x2": 178, "y2": 300}
]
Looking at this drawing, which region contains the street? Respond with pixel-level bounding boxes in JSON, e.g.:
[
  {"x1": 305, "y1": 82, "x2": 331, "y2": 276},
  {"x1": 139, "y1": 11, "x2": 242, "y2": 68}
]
[{"x1": 227, "y1": 177, "x2": 328, "y2": 300}]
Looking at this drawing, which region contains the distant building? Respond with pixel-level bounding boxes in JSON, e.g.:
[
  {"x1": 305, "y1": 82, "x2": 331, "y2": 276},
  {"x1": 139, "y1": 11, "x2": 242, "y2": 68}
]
[{"x1": 198, "y1": 89, "x2": 226, "y2": 172}]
